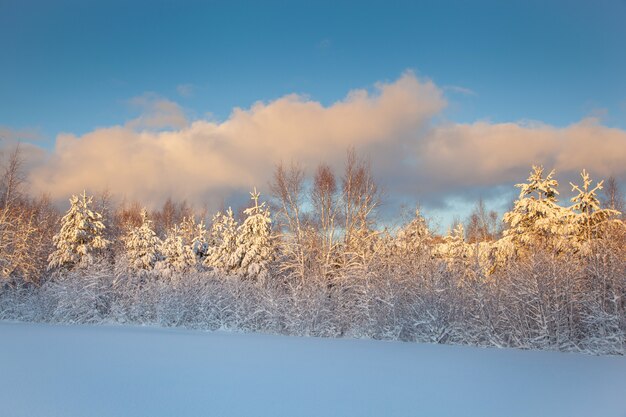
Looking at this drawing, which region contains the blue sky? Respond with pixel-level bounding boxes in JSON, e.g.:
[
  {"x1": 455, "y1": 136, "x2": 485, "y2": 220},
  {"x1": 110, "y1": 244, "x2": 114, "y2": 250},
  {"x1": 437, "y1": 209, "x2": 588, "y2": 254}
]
[
  {"x1": 1, "y1": 0, "x2": 625, "y2": 228},
  {"x1": 2, "y1": 0, "x2": 625, "y2": 140}
]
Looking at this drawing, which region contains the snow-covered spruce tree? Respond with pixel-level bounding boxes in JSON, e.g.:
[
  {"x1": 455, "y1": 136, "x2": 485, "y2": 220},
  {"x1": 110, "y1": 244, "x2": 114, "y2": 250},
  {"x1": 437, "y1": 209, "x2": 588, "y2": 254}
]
[
  {"x1": 434, "y1": 223, "x2": 471, "y2": 266},
  {"x1": 180, "y1": 216, "x2": 208, "y2": 263},
  {"x1": 123, "y1": 209, "x2": 161, "y2": 272},
  {"x1": 373, "y1": 208, "x2": 432, "y2": 277},
  {"x1": 204, "y1": 207, "x2": 238, "y2": 272},
  {"x1": 47, "y1": 191, "x2": 110, "y2": 270},
  {"x1": 502, "y1": 165, "x2": 572, "y2": 254},
  {"x1": 155, "y1": 225, "x2": 196, "y2": 277},
  {"x1": 396, "y1": 208, "x2": 431, "y2": 255},
  {"x1": 569, "y1": 170, "x2": 622, "y2": 248},
  {"x1": 231, "y1": 188, "x2": 274, "y2": 280}
]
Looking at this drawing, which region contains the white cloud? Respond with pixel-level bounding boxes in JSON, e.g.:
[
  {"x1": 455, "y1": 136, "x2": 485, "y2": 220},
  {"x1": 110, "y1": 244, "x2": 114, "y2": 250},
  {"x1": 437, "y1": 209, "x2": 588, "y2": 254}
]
[{"x1": 8, "y1": 72, "x2": 626, "y2": 214}]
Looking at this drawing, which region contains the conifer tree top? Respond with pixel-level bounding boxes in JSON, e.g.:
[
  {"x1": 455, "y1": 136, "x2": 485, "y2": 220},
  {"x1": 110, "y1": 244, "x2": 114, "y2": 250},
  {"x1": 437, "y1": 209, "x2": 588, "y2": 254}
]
[{"x1": 517, "y1": 165, "x2": 559, "y2": 201}]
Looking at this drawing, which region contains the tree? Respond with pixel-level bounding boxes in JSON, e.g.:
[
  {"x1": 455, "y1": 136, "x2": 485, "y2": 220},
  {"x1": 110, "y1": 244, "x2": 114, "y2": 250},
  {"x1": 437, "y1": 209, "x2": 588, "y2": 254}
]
[
  {"x1": 312, "y1": 163, "x2": 340, "y2": 276},
  {"x1": 180, "y1": 216, "x2": 208, "y2": 262},
  {"x1": 503, "y1": 166, "x2": 571, "y2": 253},
  {"x1": 204, "y1": 207, "x2": 238, "y2": 272},
  {"x1": 48, "y1": 191, "x2": 110, "y2": 270},
  {"x1": 340, "y1": 148, "x2": 381, "y2": 269},
  {"x1": 601, "y1": 176, "x2": 624, "y2": 216},
  {"x1": 434, "y1": 223, "x2": 471, "y2": 265},
  {"x1": 0, "y1": 204, "x2": 37, "y2": 281},
  {"x1": 0, "y1": 144, "x2": 55, "y2": 283},
  {"x1": 114, "y1": 200, "x2": 143, "y2": 231},
  {"x1": 396, "y1": 208, "x2": 430, "y2": 255},
  {"x1": 341, "y1": 148, "x2": 380, "y2": 251},
  {"x1": 0, "y1": 143, "x2": 26, "y2": 209},
  {"x1": 152, "y1": 198, "x2": 192, "y2": 237},
  {"x1": 569, "y1": 169, "x2": 621, "y2": 245},
  {"x1": 269, "y1": 161, "x2": 309, "y2": 279},
  {"x1": 123, "y1": 209, "x2": 161, "y2": 271},
  {"x1": 156, "y1": 225, "x2": 196, "y2": 276},
  {"x1": 232, "y1": 188, "x2": 274, "y2": 280},
  {"x1": 465, "y1": 198, "x2": 499, "y2": 243}
]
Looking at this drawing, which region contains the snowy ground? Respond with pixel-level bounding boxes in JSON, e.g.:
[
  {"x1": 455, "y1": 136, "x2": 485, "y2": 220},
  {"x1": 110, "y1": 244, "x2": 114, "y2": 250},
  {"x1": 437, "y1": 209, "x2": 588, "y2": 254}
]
[{"x1": 1, "y1": 322, "x2": 625, "y2": 417}]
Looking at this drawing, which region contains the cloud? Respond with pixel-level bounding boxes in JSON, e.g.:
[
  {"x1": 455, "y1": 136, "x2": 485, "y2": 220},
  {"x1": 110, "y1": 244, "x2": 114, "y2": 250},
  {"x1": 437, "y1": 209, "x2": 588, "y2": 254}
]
[
  {"x1": 0, "y1": 127, "x2": 48, "y2": 176},
  {"x1": 0, "y1": 126, "x2": 42, "y2": 143},
  {"x1": 25, "y1": 72, "x2": 444, "y2": 208},
  {"x1": 126, "y1": 94, "x2": 188, "y2": 130},
  {"x1": 409, "y1": 118, "x2": 626, "y2": 198},
  {"x1": 10, "y1": 72, "x2": 626, "y2": 215}
]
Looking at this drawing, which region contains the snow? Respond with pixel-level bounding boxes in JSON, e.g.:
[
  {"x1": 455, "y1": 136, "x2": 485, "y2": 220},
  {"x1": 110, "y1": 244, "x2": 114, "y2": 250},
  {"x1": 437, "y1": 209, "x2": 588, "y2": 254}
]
[{"x1": 1, "y1": 322, "x2": 625, "y2": 417}]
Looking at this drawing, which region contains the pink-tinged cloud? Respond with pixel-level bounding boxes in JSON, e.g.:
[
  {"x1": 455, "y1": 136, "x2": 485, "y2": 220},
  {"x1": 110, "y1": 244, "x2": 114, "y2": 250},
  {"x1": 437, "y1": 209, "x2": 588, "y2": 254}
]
[
  {"x1": 412, "y1": 119, "x2": 626, "y2": 193},
  {"x1": 13, "y1": 72, "x2": 626, "y2": 210},
  {"x1": 27, "y1": 72, "x2": 445, "y2": 207},
  {"x1": 126, "y1": 94, "x2": 189, "y2": 130}
]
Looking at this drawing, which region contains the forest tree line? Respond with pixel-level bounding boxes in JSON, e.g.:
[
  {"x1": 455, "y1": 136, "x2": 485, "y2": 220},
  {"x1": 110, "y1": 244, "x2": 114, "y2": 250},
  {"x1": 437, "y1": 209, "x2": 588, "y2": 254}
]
[{"x1": 1, "y1": 145, "x2": 625, "y2": 354}]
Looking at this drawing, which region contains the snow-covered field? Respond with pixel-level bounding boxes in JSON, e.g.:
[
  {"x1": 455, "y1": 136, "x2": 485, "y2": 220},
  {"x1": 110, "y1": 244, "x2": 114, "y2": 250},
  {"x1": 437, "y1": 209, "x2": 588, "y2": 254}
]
[{"x1": 1, "y1": 322, "x2": 625, "y2": 417}]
